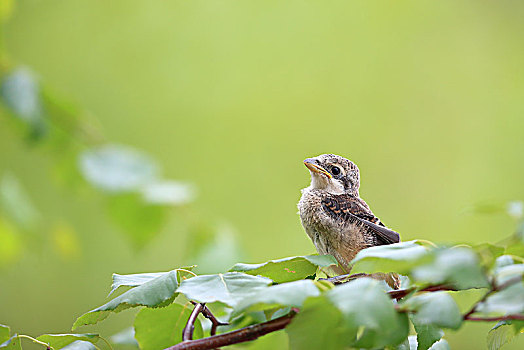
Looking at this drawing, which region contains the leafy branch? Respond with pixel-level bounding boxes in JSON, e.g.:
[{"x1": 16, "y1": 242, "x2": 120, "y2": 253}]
[
  {"x1": 167, "y1": 275, "x2": 524, "y2": 350},
  {"x1": 462, "y1": 275, "x2": 524, "y2": 322},
  {"x1": 3, "y1": 230, "x2": 524, "y2": 350},
  {"x1": 173, "y1": 306, "x2": 294, "y2": 350}
]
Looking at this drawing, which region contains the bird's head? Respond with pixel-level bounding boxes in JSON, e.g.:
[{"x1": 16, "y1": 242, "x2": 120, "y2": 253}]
[{"x1": 303, "y1": 154, "x2": 360, "y2": 195}]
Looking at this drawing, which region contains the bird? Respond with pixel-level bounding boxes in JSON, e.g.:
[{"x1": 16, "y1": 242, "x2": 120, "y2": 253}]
[{"x1": 297, "y1": 153, "x2": 401, "y2": 288}]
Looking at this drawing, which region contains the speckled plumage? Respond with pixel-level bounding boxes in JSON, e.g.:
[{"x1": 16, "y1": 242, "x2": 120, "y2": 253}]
[{"x1": 298, "y1": 154, "x2": 400, "y2": 287}]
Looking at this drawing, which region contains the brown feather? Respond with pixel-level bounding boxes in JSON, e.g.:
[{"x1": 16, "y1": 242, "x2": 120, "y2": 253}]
[{"x1": 322, "y1": 194, "x2": 400, "y2": 245}]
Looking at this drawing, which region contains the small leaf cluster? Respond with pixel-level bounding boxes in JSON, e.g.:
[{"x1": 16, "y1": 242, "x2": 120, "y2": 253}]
[
  {"x1": 0, "y1": 64, "x2": 195, "y2": 248},
  {"x1": 0, "y1": 4, "x2": 197, "y2": 255},
  {"x1": 0, "y1": 37, "x2": 195, "y2": 258}
]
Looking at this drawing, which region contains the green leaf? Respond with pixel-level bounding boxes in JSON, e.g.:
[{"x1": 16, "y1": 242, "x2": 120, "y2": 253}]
[
  {"x1": 141, "y1": 181, "x2": 195, "y2": 205},
  {"x1": 60, "y1": 341, "x2": 96, "y2": 350},
  {"x1": 428, "y1": 339, "x2": 450, "y2": 350},
  {"x1": 467, "y1": 202, "x2": 506, "y2": 215},
  {"x1": 327, "y1": 278, "x2": 409, "y2": 348},
  {"x1": 351, "y1": 241, "x2": 430, "y2": 275},
  {"x1": 191, "y1": 224, "x2": 244, "y2": 274},
  {"x1": 393, "y1": 336, "x2": 450, "y2": 350},
  {"x1": 0, "y1": 174, "x2": 40, "y2": 230},
  {"x1": 232, "y1": 280, "x2": 320, "y2": 317},
  {"x1": 51, "y1": 222, "x2": 81, "y2": 260},
  {"x1": 395, "y1": 335, "x2": 418, "y2": 350},
  {"x1": 0, "y1": 218, "x2": 22, "y2": 267},
  {"x1": 106, "y1": 193, "x2": 167, "y2": 249},
  {"x1": 109, "y1": 328, "x2": 137, "y2": 346},
  {"x1": 507, "y1": 201, "x2": 524, "y2": 219},
  {"x1": 495, "y1": 255, "x2": 516, "y2": 270},
  {"x1": 494, "y1": 264, "x2": 524, "y2": 288},
  {"x1": 472, "y1": 243, "x2": 505, "y2": 268},
  {"x1": 110, "y1": 272, "x2": 173, "y2": 296},
  {"x1": 230, "y1": 255, "x2": 336, "y2": 283},
  {"x1": 73, "y1": 270, "x2": 180, "y2": 330},
  {"x1": 487, "y1": 320, "x2": 524, "y2": 350},
  {"x1": 514, "y1": 222, "x2": 524, "y2": 251},
  {"x1": 504, "y1": 243, "x2": 524, "y2": 259},
  {"x1": 401, "y1": 292, "x2": 462, "y2": 330},
  {"x1": 0, "y1": 325, "x2": 10, "y2": 344},
  {"x1": 176, "y1": 272, "x2": 272, "y2": 308},
  {"x1": 412, "y1": 321, "x2": 444, "y2": 350},
  {"x1": 0, "y1": 336, "x2": 21, "y2": 350},
  {"x1": 356, "y1": 313, "x2": 409, "y2": 349},
  {"x1": 286, "y1": 295, "x2": 347, "y2": 350},
  {"x1": 109, "y1": 267, "x2": 196, "y2": 296},
  {"x1": 37, "y1": 334, "x2": 99, "y2": 350},
  {"x1": 477, "y1": 283, "x2": 524, "y2": 315},
  {"x1": 0, "y1": 68, "x2": 46, "y2": 136},
  {"x1": 412, "y1": 247, "x2": 489, "y2": 289},
  {"x1": 79, "y1": 145, "x2": 157, "y2": 193},
  {"x1": 134, "y1": 302, "x2": 203, "y2": 350}
]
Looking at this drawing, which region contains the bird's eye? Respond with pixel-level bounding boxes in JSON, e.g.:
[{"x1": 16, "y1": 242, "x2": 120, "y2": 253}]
[{"x1": 331, "y1": 166, "x2": 341, "y2": 176}]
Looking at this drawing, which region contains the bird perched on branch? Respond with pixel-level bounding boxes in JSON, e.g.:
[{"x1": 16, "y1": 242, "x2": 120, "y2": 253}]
[{"x1": 298, "y1": 154, "x2": 401, "y2": 288}]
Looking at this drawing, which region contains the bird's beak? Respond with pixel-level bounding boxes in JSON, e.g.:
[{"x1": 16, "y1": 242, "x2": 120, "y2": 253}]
[{"x1": 304, "y1": 158, "x2": 332, "y2": 179}]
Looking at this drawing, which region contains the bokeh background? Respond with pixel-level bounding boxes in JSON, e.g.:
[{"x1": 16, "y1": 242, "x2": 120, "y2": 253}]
[{"x1": 1, "y1": 0, "x2": 524, "y2": 349}]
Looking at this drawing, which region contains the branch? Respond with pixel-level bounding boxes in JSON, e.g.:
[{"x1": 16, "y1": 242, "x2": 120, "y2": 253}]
[
  {"x1": 465, "y1": 315, "x2": 524, "y2": 322},
  {"x1": 387, "y1": 284, "x2": 455, "y2": 300},
  {"x1": 190, "y1": 301, "x2": 229, "y2": 336},
  {"x1": 168, "y1": 312, "x2": 296, "y2": 350},
  {"x1": 182, "y1": 303, "x2": 204, "y2": 341},
  {"x1": 462, "y1": 289, "x2": 491, "y2": 320},
  {"x1": 495, "y1": 276, "x2": 523, "y2": 292},
  {"x1": 462, "y1": 275, "x2": 523, "y2": 320}
]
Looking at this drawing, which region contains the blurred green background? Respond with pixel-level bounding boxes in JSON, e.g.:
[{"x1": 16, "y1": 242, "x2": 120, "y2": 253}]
[{"x1": 1, "y1": 0, "x2": 523, "y2": 349}]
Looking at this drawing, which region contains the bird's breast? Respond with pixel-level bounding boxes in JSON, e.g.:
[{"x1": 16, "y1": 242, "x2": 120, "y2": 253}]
[
  {"x1": 298, "y1": 190, "x2": 342, "y2": 254},
  {"x1": 298, "y1": 189, "x2": 369, "y2": 269}
]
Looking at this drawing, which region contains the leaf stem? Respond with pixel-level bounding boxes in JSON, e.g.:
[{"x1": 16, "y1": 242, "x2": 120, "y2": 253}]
[
  {"x1": 176, "y1": 269, "x2": 198, "y2": 278},
  {"x1": 17, "y1": 335, "x2": 54, "y2": 349},
  {"x1": 99, "y1": 336, "x2": 114, "y2": 350}
]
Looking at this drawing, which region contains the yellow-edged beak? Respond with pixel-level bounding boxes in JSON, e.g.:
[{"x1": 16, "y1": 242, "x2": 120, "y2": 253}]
[{"x1": 304, "y1": 158, "x2": 332, "y2": 179}]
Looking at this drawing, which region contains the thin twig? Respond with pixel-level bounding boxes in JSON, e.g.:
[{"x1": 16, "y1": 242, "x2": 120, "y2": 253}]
[
  {"x1": 182, "y1": 303, "x2": 204, "y2": 341},
  {"x1": 387, "y1": 284, "x2": 455, "y2": 300},
  {"x1": 168, "y1": 312, "x2": 295, "y2": 350},
  {"x1": 203, "y1": 308, "x2": 229, "y2": 336},
  {"x1": 190, "y1": 301, "x2": 229, "y2": 336},
  {"x1": 463, "y1": 275, "x2": 522, "y2": 320},
  {"x1": 463, "y1": 289, "x2": 491, "y2": 320},
  {"x1": 465, "y1": 315, "x2": 524, "y2": 322},
  {"x1": 495, "y1": 275, "x2": 523, "y2": 292}
]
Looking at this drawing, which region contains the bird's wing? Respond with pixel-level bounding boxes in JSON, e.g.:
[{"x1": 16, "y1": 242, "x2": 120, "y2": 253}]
[{"x1": 322, "y1": 194, "x2": 400, "y2": 245}]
